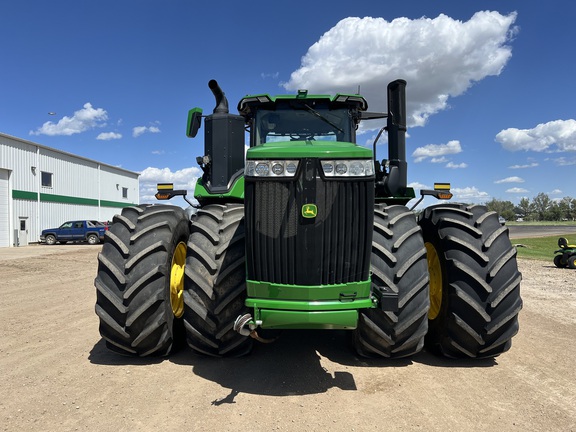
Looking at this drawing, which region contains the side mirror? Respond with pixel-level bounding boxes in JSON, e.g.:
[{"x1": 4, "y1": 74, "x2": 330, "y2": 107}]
[{"x1": 186, "y1": 107, "x2": 203, "y2": 138}]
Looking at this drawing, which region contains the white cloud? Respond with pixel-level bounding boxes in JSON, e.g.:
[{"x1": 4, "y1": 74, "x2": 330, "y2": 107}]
[
  {"x1": 133, "y1": 125, "x2": 161, "y2": 138},
  {"x1": 412, "y1": 140, "x2": 462, "y2": 162},
  {"x1": 97, "y1": 132, "x2": 122, "y2": 140},
  {"x1": 446, "y1": 162, "x2": 468, "y2": 169},
  {"x1": 451, "y1": 186, "x2": 489, "y2": 201},
  {"x1": 261, "y1": 72, "x2": 279, "y2": 79},
  {"x1": 283, "y1": 11, "x2": 517, "y2": 126},
  {"x1": 30, "y1": 103, "x2": 107, "y2": 136},
  {"x1": 139, "y1": 166, "x2": 202, "y2": 204},
  {"x1": 430, "y1": 157, "x2": 448, "y2": 164},
  {"x1": 408, "y1": 181, "x2": 430, "y2": 190},
  {"x1": 506, "y1": 187, "x2": 529, "y2": 193},
  {"x1": 549, "y1": 156, "x2": 576, "y2": 166},
  {"x1": 151, "y1": 150, "x2": 165, "y2": 155},
  {"x1": 549, "y1": 189, "x2": 562, "y2": 195},
  {"x1": 495, "y1": 176, "x2": 524, "y2": 184},
  {"x1": 509, "y1": 162, "x2": 538, "y2": 169},
  {"x1": 496, "y1": 119, "x2": 576, "y2": 152}
]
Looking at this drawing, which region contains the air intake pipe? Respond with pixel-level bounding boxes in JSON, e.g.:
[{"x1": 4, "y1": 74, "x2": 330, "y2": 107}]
[{"x1": 208, "y1": 79, "x2": 229, "y2": 114}]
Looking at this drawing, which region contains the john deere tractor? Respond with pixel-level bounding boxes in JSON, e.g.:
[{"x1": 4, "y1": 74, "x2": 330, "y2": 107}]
[{"x1": 95, "y1": 79, "x2": 522, "y2": 359}]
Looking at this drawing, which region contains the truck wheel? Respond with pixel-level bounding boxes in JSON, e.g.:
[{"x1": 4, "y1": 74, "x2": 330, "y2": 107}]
[
  {"x1": 353, "y1": 205, "x2": 430, "y2": 358},
  {"x1": 45, "y1": 234, "x2": 56, "y2": 245},
  {"x1": 94, "y1": 204, "x2": 189, "y2": 356},
  {"x1": 87, "y1": 234, "x2": 100, "y2": 245},
  {"x1": 418, "y1": 203, "x2": 523, "y2": 358},
  {"x1": 568, "y1": 255, "x2": 576, "y2": 269},
  {"x1": 553, "y1": 255, "x2": 565, "y2": 268},
  {"x1": 183, "y1": 203, "x2": 252, "y2": 357}
]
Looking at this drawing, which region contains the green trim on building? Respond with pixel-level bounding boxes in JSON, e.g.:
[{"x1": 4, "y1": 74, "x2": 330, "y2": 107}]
[
  {"x1": 12, "y1": 189, "x2": 136, "y2": 208},
  {"x1": 100, "y1": 200, "x2": 136, "y2": 208},
  {"x1": 12, "y1": 190, "x2": 38, "y2": 200},
  {"x1": 40, "y1": 193, "x2": 98, "y2": 206}
]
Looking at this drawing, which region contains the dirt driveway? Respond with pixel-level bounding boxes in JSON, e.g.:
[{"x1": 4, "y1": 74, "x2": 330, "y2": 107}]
[{"x1": 1, "y1": 244, "x2": 575, "y2": 432}]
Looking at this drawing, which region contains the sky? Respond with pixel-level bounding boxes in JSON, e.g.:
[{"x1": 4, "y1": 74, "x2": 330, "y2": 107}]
[{"x1": 1, "y1": 0, "x2": 575, "y2": 209}]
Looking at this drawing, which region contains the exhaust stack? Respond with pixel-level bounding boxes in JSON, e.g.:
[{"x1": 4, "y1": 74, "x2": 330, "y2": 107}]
[{"x1": 385, "y1": 79, "x2": 408, "y2": 196}]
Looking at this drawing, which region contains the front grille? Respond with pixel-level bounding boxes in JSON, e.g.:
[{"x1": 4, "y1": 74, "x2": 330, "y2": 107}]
[{"x1": 245, "y1": 159, "x2": 374, "y2": 286}]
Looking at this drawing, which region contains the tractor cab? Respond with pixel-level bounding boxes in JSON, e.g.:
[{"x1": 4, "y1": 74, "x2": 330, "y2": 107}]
[{"x1": 238, "y1": 92, "x2": 367, "y2": 146}]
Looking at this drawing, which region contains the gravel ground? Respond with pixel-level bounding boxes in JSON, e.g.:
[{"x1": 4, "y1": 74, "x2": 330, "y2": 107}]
[{"x1": 0, "y1": 245, "x2": 575, "y2": 432}]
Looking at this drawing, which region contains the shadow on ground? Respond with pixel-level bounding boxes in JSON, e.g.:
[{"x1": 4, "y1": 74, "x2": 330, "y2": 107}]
[{"x1": 89, "y1": 329, "x2": 496, "y2": 398}]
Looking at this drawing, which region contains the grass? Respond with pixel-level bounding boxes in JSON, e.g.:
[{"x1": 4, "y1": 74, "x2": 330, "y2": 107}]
[
  {"x1": 512, "y1": 235, "x2": 567, "y2": 261},
  {"x1": 506, "y1": 220, "x2": 576, "y2": 226}
]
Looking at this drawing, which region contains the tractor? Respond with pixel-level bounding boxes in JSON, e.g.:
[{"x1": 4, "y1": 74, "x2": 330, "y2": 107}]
[
  {"x1": 95, "y1": 79, "x2": 522, "y2": 359},
  {"x1": 553, "y1": 237, "x2": 576, "y2": 269}
]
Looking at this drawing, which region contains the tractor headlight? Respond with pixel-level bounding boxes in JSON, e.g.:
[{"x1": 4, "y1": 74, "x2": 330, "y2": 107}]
[
  {"x1": 321, "y1": 159, "x2": 374, "y2": 177},
  {"x1": 245, "y1": 160, "x2": 300, "y2": 177}
]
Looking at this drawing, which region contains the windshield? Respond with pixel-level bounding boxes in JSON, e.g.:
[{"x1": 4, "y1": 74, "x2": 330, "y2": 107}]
[{"x1": 254, "y1": 106, "x2": 353, "y2": 145}]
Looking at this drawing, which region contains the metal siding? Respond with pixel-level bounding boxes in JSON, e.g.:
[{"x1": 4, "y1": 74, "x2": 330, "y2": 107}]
[
  {"x1": 99, "y1": 164, "x2": 139, "y2": 204},
  {"x1": 0, "y1": 133, "x2": 140, "y2": 245},
  {"x1": 39, "y1": 148, "x2": 100, "y2": 198},
  {"x1": 0, "y1": 169, "x2": 9, "y2": 246},
  {"x1": 0, "y1": 135, "x2": 38, "y2": 193}
]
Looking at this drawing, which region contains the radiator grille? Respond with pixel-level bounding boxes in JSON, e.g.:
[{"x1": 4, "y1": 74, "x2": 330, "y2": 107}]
[{"x1": 245, "y1": 159, "x2": 374, "y2": 286}]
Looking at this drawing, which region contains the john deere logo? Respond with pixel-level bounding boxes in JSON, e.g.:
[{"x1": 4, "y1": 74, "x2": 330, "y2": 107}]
[{"x1": 302, "y1": 204, "x2": 318, "y2": 218}]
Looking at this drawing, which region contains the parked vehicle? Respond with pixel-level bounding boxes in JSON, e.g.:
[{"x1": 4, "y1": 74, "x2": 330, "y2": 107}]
[
  {"x1": 553, "y1": 237, "x2": 576, "y2": 269},
  {"x1": 41, "y1": 220, "x2": 108, "y2": 245}
]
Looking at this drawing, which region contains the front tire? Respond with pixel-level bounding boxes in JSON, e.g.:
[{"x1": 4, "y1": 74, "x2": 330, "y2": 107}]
[
  {"x1": 418, "y1": 203, "x2": 523, "y2": 358},
  {"x1": 94, "y1": 204, "x2": 189, "y2": 356},
  {"x1": 45, "y1": 235, "x2": 56, "y2": 245},
  {"x1": 183, "y1": 204, "x2": 252, "y2": 357},
  {"x1": 87, "y1": 234, "x2": 100, "y2": 245},
  {"x1": 353, "y1": 205, "x2": 430, "y2": 358}
]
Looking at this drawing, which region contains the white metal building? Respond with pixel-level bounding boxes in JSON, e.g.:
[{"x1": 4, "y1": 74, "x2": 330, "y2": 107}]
[{"x1": 0, "y1": 132, "x2": 140, "y2": 247}]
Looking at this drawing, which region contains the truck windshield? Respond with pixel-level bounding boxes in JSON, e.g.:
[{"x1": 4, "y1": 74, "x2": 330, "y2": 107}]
[{"x1": 254, "y1": 106, "x2": 353, "y2": 145}]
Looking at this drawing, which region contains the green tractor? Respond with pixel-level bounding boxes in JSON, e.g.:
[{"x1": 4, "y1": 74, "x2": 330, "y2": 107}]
[
  {"x1": 95, "y1": 79, "x2": 522, "y2": 359},
  {"x1": 553, "y1": 237, "x2": 576, "y2": 269}
]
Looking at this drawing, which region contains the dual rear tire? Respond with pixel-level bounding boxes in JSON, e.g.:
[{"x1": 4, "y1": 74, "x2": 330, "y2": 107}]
[
  {"x1": 353, "y1": 203, "x2": 522, "y2": 359},
  {"x1": 95, "y1": 202, "x2": 523, "y2": 360}
]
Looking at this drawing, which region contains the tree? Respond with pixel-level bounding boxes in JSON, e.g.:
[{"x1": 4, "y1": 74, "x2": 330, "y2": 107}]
[
  {"x1": 515, "y1": 197, "x2": 533, "y2": 221},
  {"x1": 531, "y1": 193, "x2": 552, "y2": 221},
  {"x1": 485, "y1": 198, "x2": 515, "y2": 221}
]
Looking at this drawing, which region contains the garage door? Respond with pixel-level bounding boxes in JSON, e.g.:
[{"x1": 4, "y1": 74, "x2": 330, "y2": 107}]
[{"x1": 0, "y1": 169, "x2": 9, "y2": 247}]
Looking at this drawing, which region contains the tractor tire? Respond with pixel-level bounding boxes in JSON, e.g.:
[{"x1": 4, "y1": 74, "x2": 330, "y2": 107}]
[
  {"x1": 418, "y1": 203, "x2": 523, "y2": 358},
  {"x1": 553, "y1": 255, "x2": 565, "y2": 268},
  {"x1": 353, "y1": 205, "x2": 430, "y2": 358},
  {"x1": 568, "y1": 255, "x2": 576, "y2": 269},
  {"x1": 183, "y1": 203, "x2": 252, "y2": 357},
  {"x1": 94, "y1": 204, "x2": 189, "y2": 356}
]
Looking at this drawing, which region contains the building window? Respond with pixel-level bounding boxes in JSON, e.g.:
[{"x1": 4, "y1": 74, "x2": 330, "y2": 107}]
[
  {"x1": 122, "y1": 187, "x2": 128, "y2": 199},
  {"x1": 41, "y1": 171, "x2": 53, "y2": 187}
]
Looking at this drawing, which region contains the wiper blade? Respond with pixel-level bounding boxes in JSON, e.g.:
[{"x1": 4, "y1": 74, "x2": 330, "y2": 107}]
[{"x1": 303, "y1": 104, "x2": 344, "y2": 133}]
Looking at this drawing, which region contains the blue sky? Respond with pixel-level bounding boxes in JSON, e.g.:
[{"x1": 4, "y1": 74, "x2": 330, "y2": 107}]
[{"x1": 1, "y1": 1, "x2": 575, "y2": 208}]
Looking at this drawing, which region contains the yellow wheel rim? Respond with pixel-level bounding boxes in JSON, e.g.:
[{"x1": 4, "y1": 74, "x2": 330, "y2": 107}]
[
  {"x1": 425, "y1": 242, "x2": 443, "y2": 320},
  {"x1": 170, "y1": 242, "x2": 187, "y2": 318}
]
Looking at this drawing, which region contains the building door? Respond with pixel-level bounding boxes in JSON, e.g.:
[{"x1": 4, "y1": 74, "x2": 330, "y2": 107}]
[
  {"x1": 0, "y1": 169, "x2": 9, "y2": 247},
  {"x1": 18, "y1": 217, "x2": 29, "y2": 246}
]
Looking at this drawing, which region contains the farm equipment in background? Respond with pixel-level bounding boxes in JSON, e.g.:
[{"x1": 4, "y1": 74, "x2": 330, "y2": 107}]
[
  {"x1": 95, "y1": 79, "x2": 522, "y2": 360},
  {"x1": 553, "y1": 237, "x2": 576, "y2": 269}
]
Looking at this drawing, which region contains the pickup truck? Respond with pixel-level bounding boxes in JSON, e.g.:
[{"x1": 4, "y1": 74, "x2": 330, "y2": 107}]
[{"x1": 40, "y1": 220, "x2": 108, "y2": 245}]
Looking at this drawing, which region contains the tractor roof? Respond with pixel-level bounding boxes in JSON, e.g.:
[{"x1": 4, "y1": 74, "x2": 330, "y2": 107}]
[{"x1": 237, "y1": 91, "x2": 368, "y2": 117}]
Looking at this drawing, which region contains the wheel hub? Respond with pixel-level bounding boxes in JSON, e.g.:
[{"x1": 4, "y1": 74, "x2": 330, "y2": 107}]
[
  {"x1": 425, "y1": 242, "x2": 443, "y2": 320},
  {"x1": 170, "y1": 242, "x2": 187, "y2": 318}
]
